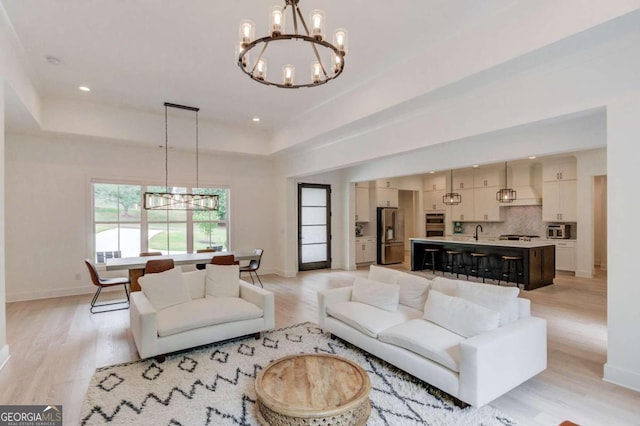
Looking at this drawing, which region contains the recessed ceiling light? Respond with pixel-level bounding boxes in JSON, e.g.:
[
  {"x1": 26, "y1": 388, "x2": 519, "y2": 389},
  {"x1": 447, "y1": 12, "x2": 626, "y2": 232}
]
[
  {"x1": 252, "y1": 117, "x2": 260, "y2": 122},
  {"x1": 429, "y1": 170, "x2": 435, "y2": 174},
  {"x1": 528, "y1": 156, "x2": 537, "y2": 159},
  {"x1": 472, "y1": 164, "x2": 480, "y2": 168},
  {"x1": 79, "y1": 86, "x2": 91, "y2": 92}
]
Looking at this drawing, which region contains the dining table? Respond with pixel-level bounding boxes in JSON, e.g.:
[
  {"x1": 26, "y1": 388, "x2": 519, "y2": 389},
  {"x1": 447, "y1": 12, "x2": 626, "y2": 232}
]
[{"x1": 105, "y1": 251, "x2": 260, "y2": 292}]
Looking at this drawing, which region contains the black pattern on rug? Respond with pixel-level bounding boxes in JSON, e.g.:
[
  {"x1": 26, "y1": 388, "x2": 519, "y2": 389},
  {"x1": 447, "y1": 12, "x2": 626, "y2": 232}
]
[{"x1": 81, "y1": 322, "x2": 521, "y2": 425}]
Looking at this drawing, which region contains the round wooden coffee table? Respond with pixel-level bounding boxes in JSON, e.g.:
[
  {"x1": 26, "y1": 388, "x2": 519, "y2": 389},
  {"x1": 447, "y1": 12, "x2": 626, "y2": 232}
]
[{"x1": 255, "y1": 353, "x2": 371, "y2": 425}]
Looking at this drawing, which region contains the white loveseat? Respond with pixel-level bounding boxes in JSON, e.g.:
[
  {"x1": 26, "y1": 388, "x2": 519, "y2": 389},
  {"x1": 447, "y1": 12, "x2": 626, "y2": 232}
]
[
  {"x1": 318, "y1": 265, "x2": 547, "y2": 407},
  {"x1": 130, "y1": 265, "x2": 275, "y2": 359}
]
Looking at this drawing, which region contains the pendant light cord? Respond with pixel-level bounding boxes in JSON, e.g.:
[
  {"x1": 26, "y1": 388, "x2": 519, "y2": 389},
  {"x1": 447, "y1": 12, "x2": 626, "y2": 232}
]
[
  {"x1": 196, "y1": 110, "x2": 199, "y2": 191},
  {"x1": 165, "y1": 104, "x2": 169, "y2": 192}
]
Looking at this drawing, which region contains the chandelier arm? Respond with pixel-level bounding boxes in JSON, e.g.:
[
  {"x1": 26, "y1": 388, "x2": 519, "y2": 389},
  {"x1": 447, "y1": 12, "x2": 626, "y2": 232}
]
[
  {"x1": 250, "y1": 41, "x2": 270, "y2": 75},
  {"x1": 295, "y1": 6, "x2": 311, "y2": 37},
  {"x1": 294, "y1": 8, "x2": 329, "y2": 78},
  {"x1": 291, "y1": 3, "x2": 299, "y2": 35}
]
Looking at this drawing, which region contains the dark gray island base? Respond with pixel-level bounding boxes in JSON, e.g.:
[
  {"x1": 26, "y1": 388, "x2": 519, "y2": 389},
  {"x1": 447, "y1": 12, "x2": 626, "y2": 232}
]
[{"x1": 411, "y1": 238, "x2": 555, "y2": 291}]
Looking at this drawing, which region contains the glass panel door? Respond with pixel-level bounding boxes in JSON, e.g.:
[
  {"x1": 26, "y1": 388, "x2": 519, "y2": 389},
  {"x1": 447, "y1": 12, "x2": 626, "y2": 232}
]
[{"x1": 298, "y1": 183, "x2": 331, "y2": 271}]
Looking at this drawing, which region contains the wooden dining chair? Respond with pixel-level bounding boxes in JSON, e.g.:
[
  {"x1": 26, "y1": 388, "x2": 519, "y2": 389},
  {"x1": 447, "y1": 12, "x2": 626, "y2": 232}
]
[
  {"x1": 211, "y1": 254, "x2": 236, "y2": 265},
  {"x1": 140, "y1": 251, "x2": 162, "y2": 257},
  {"x1": 196, "y1": 248, "x2": 217, "y2": 270},
  {"x1": 144, "y1": 259, "x2": 175, "y2": 274},
  {"x1": 240, "y1": 248, "x2": 264, "y2": 287},
  {"x1": 84, "y1": 259, "x2": 130, "y2": 313}
]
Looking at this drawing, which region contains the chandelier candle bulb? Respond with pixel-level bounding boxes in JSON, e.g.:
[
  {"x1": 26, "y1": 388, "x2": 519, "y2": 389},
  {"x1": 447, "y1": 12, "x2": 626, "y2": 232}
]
[
  {"x1": 283, "y1": 64, "x2": 295, "y2": 86},
  {"x1": 270, "y1": 6, "x2": 284, "y2": 36},
  {"x1": 310, "y1": 9, "x2": 325, "y2": 40},
  {"x1": 332, "y1": 54, "x2": 342, "y2": 74},
  {"x1": 239, "y1": 20, "x2": 255, "y2": 46},
  {"x1": 334, "y1": 29, "x2": 348, "y2": 54},
  {"x1": 255, "y1": 59, "x2": 267, "y2": 80},
  {"x1": 311, "y1": 62, "x2": 322, "y2": 83}
]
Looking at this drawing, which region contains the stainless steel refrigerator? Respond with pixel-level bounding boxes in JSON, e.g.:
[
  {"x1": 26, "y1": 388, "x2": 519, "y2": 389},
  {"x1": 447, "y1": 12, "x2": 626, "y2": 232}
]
[{"x1": 377, "y1": 207, "x2": 405, "y2": 264}]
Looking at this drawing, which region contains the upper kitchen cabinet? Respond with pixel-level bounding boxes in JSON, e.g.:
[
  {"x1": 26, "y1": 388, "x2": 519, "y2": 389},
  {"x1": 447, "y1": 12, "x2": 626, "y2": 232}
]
[
  {"x1": 376, "y1": 188, "x2": 399, "y2": 207},
  {"x1": 355, "y1": 182, "x2": 370, "y2": 222},
  {"x1": 423, "y1": 173, "x2": 446, "y2": 191},
  {"x1": 474, "y1": 187, "x2": 504, "y2": 221},
  {"x1": 423, "y1": 173, "x2": 446, "y2": 212},
  {"x1": 542, "y1": 158, "x2": 577, "y2": 221},
  {"x1": 473, "y1": 167, "x2": 503, "y2": 188},
  {"x1": 451, "y1": 189, "x2": 474, "y2": 221},
  {"x1": 375, "y1": 179, "x2": 399, "y2": 189},
  {"x1": 453, "y1": 173, "x2": 474, "y2": 190},
  {"x1": 543, "y1": 158, "x2": 577, "y2": 181},
  {"x1": 543, "y1": 180, "x2": 577, "y2": 221}
]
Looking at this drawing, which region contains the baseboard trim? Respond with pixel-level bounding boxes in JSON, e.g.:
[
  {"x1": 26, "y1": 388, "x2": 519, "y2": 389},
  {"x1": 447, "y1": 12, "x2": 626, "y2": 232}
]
[
  {"x1": 6, "y1": 285, "x2": 119, "y2": 303},
  {"x1": 575, "y1": 269, "x2": 594, "y2": 278},
  {"x1": 604, "y1": 362, "x2": 640, "y2": 392},
  {"x1": 0, "y1": 344, "x2": 10, "y2": 372}
]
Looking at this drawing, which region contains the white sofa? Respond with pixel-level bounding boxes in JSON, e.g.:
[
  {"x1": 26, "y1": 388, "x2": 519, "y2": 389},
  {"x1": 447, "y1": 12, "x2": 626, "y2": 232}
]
[
  {"x1": 318, "y1": 265, "x2": 547, "y2": 407},
  {"x1": 130, "y1": 265, "x2": 275, "y2": 359}
]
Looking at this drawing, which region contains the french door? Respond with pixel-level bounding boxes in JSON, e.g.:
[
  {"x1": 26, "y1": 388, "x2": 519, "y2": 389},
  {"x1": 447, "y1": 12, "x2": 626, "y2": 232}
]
[{"x1": 298, "y1": 183, "x2": 331, "y2": 271}]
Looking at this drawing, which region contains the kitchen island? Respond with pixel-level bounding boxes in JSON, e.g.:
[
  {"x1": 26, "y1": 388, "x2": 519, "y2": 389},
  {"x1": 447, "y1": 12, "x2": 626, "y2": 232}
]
[{"x1": 410, "y1": 237, "x2": 555, "y2": 290}]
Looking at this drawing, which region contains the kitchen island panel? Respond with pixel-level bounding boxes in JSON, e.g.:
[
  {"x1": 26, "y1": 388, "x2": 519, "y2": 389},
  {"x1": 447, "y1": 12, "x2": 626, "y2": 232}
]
[{"x1": 410, "y1": 238, "x2": 555, "y2": 290}]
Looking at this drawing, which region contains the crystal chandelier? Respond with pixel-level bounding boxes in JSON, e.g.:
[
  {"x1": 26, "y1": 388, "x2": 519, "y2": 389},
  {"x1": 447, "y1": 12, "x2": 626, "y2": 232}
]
[
  {"x1": 237, "y1": 0, "x2": 347, "y2": 88},
  {"x1": 143, "y1": 103, "x2": 219, "y2": 211}
]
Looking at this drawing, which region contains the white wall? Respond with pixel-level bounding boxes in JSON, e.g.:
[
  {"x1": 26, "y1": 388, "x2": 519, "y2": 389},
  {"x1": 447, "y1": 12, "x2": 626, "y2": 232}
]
[
  {"x1": 594, "y1": 176, "x2": 607, "y2": 269},
  {"x1": 575, "y1": 149, "x2": 607, "y2": 278},
  {"x1": 0, "y1": 83, "x2": 9, "y2": 368},
  {"x1": 605, "y1": 95, "x2": 640, "y2": 392},
  {"x1": 4, "y1": 133, "x2": 276, "y2": 301}
]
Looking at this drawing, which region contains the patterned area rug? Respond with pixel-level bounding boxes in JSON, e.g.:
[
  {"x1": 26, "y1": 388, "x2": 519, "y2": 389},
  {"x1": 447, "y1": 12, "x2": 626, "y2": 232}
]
[{"x1": 81, "y1": 322, "x2": 520, "y2": 425}]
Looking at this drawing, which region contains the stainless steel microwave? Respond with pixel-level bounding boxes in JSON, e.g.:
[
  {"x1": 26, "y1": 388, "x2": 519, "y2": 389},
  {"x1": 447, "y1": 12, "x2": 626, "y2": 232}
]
[{"x1": 547, "y1": 224, "x2": 570, "y2": 239}]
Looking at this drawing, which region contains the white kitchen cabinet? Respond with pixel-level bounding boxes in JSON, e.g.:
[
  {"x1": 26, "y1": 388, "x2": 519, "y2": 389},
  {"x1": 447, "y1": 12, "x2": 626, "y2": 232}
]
[
  {"x1": 543, "y1": 158, "x2": 577, "y2": 182},
  {"x1": 423, "y1": 190, "x2": 446, "y2": 212},
  {"x1": 473, "y1": 187, "x2": 504, "y2": 221},
  {"x1": 453, "y1": 173, "x2": 474, "y2": 190},
  {"x1": 451, "y1": 189, "x2": 474, "y2": 221},
  {"x1": 375, "y1": 179, "x2": 398, "y2": 189},
  {"x1": 543, "y1": 180, "x2": 577, "y2": 221},
  {"x1": 355, "y1": 187, "x2": 370, "y2": 222},
  {"x1": 473, "y1": 167, "x2": 502, "y2": 188},
  {"x1": 554, "y1": 240, "x2": 576, "y2": 271},
  {"x1": 376, "y1": 188, "x2": 399, "y2": 207},
  {"x1": 355, "y1": 181, "x2": 370, "y2": 188},
  {"x1": 423, "y1": 173, "x2": 446, "y2": 191},
  {"x1": 356, "y1": 236, "x2": 376, "y2": 263}
]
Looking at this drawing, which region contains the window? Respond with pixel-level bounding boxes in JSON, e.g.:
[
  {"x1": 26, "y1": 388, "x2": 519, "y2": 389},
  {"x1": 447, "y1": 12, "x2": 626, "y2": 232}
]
[{"x1": 92, "y1": 182, "x2": 229, "y2": 263}]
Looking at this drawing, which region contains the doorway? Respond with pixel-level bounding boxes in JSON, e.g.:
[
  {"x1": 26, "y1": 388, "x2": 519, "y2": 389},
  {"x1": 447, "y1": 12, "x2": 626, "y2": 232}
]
[{"x1": 298, "y1": 183, "x2": 331, "y2": 271}]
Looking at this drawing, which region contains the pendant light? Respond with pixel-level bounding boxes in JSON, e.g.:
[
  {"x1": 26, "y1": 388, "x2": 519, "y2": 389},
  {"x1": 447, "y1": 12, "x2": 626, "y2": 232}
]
[
  {"x1": 496, "y1": 161, "x2": 517, "y2": 203},
  {"x1": 143, "y1": 103, "x2": 219, "y2": 211},
  {"x1": 443, "y1": 169, "x2": 462, "y2": 205}
]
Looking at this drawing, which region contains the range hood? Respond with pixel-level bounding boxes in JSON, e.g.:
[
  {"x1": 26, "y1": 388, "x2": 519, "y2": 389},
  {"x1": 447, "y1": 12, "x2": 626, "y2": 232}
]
[{"x1": 505, "y1": 164, "x2": 542, "y2": 206}]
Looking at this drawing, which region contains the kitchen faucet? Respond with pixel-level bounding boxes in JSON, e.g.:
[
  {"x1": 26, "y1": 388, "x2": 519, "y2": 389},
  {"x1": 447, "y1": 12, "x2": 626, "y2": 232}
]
[{"x1": 474, "y1": 224, "x2": 483, "y2": 241}]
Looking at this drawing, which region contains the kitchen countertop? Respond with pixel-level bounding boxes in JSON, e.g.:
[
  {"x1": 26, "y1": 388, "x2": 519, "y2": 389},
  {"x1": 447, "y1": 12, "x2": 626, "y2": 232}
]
[{"x1": 410, "y1": 236, "x2": 556, "y2": 249}]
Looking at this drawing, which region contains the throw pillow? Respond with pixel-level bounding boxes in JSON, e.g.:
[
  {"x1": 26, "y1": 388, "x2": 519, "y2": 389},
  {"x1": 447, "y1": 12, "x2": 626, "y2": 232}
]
[
  {"x1": 182, "y1": 269, "x2": 206, "y2": 299},
  {"x1": 430, "y1": 276, "x2": 459, "y2": 296},
  {"x1": 395, "y1": 272, "x2": 430, "y2": 310},
  {"x1": 368, "y1": 265, "x2": 398, "y2": 284},
  {"x1": 139, "y1": 267, "x2": 191, "y2": 311},
  {"x1": 205, "y1": 264, "x2": 240, "y2": 298},
  {"x1": 351, "y1": 277, "x2": 400, "y2": 312},
  {"x1": 423, "y1": 290, "x2": 499, "y2": 338},
  {"x1": 456, "y1": 281, "x2": 519, "y2": 326}
]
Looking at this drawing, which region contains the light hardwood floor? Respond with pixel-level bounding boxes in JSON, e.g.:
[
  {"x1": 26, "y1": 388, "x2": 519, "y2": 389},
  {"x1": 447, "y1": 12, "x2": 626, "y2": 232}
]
[{"x1": 1, "y1": 264, "x2": 639, "y2": 425}]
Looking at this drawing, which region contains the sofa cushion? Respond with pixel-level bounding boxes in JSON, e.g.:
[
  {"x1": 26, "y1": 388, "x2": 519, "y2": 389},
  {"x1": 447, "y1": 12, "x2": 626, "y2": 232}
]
[
  {"x1": 395, "y1": 272, "x2": 430, "y2": 311},
  {"x1": 352, "y1": 277, "x2": 400, "y2": 312},
  {"x1": 327, "y1": 301, "x2": 423, "y2": 338},
  {"x1": 139, "y1": 267, "x2": 191, "y2": 311},
  {"x1": 205, "y1": 264, "x2": 240, "y2": 298},
  {"x1": 378, "y1": 319, "x2": 464, "y2": 372},
  {"x1": 456, "y1": 281, "x2": 520, "y2": 326},
  {"x1": 423, "y1": 290, "x2": 500, "y2": 338},
  {"x1": 183, "y1": 269, "x2": 206, "y2": 299},
  {"x1": 430, "y1": 276, "x2": 458, "y2": 296},
  {"x1": 368, "y1": 265, "x2": 398, "y2": 284},
  {"x1": 156, "y1": 297, "x2": 263, "y2": 337}
]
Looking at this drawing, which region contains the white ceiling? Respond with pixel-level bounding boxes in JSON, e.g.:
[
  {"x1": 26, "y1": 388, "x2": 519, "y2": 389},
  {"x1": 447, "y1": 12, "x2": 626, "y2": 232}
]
[{"x1": 1, "y1": 0, "x2": 516, "y2": 131}]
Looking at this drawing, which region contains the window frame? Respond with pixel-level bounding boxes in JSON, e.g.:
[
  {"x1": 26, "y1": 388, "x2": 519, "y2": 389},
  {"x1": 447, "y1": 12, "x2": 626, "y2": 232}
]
[{"x1": 90, "y1": 178, "x2": 230, "y2": 263}]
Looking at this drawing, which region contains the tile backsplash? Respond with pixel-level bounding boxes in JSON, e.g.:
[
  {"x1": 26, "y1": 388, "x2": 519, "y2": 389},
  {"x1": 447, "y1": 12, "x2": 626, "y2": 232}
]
[{"x1": 459, "y1": 206, "x2": 557, "y2": 237}]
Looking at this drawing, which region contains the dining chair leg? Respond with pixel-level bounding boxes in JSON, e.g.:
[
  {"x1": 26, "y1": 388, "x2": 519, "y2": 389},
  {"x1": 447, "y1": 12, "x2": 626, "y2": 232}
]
[
  {"x1": 252, "y1": 271, "x2": 263, "y2": 288},
  {"x1": 90, "y1": 285, "x2": 131, "y2": 314}
]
